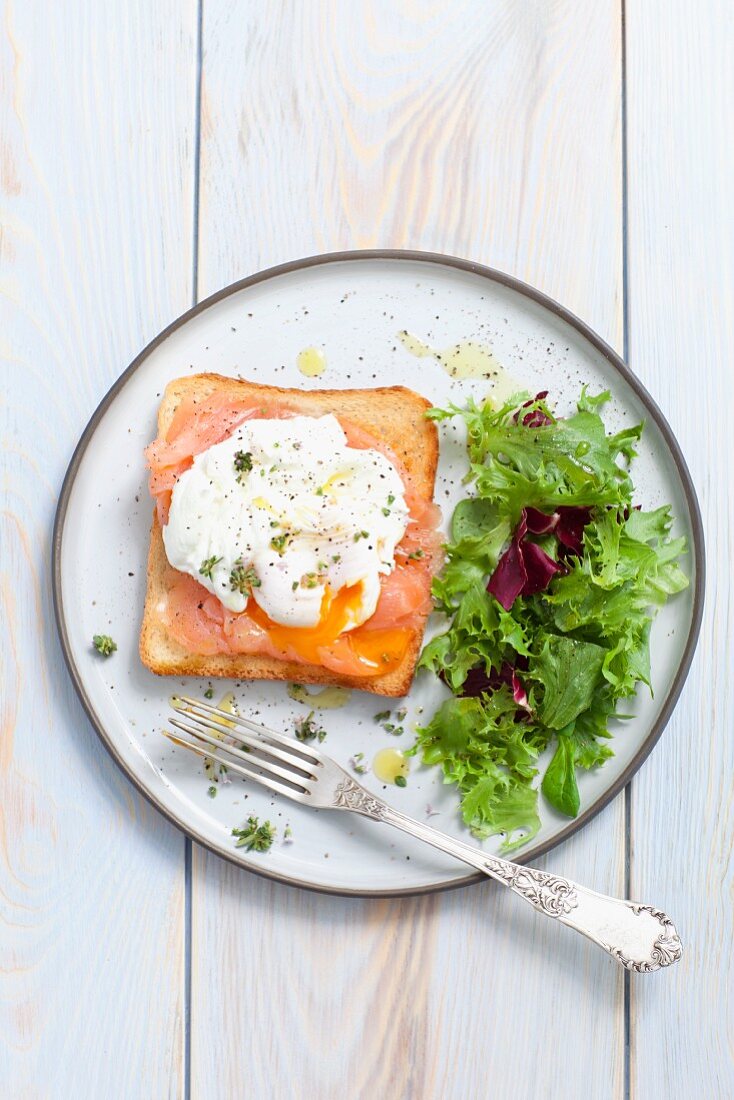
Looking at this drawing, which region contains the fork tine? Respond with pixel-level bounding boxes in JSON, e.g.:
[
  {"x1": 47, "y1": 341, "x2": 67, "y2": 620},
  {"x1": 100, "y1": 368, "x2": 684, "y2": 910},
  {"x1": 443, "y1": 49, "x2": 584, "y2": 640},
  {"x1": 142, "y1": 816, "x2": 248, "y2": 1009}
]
[
  {"x1": 169, "y1": 717, "x2": 316, "y2": 789},
  {"x1": 163, "y1": 732, "x2": 310, "y2": 801},
  {"x1": 170, "y1": 710, "x2": 319, "y2": 778},
  {"x1": 174, "y1": 695, "x2": 324, "y2": 764}
]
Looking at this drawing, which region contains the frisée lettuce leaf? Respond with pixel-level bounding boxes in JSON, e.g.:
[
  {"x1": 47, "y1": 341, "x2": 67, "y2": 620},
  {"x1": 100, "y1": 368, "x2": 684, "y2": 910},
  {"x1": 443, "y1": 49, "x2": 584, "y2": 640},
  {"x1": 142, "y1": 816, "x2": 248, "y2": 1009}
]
[{"x1": 412, "y1": 389, "x2": 689, "y2": 850}]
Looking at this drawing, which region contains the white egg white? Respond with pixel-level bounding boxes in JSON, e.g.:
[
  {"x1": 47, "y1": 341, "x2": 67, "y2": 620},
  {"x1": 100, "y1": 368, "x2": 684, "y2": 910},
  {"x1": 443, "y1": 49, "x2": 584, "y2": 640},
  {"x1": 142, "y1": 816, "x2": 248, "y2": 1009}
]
[{"x1": 162, "y1": 414, "x2": 410, "y2": 629}]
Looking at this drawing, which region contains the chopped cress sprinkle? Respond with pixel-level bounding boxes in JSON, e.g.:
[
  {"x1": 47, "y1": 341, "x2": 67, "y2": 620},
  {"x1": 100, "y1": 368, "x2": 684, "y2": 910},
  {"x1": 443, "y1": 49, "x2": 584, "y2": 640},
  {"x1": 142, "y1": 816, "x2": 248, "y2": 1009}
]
[
  {"x1": 270, "y1": 532, "x2": 291, "y2": 554},
  {"x1": 350, "y1": 752, "x2": 369, "y2": 775},
  {"x1": 199, "y1": 555, "x2": 222, "y2": 580},
  {"x1": 233, "y1": 450, "x2": 253, "y2": 477},
  {"x1": 92, "y1": 634, "x2": 117, "y2": 657},
  {"x1": 229, "y1": 561, "x2": 260, "y2": 595},
  {"x1": 294, "y1": 711, "x2": 326, "y2": 742},
  {"x1": 232, "y1": 816, "x2": 276, "y2": 852}
]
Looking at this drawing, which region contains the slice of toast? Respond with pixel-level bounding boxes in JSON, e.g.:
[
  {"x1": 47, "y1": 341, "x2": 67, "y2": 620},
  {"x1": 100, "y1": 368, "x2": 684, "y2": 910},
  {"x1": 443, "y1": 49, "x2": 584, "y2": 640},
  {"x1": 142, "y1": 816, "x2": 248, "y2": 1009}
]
[{"x1": 139, "y1": 373, "x2": 439, "y2": 697}]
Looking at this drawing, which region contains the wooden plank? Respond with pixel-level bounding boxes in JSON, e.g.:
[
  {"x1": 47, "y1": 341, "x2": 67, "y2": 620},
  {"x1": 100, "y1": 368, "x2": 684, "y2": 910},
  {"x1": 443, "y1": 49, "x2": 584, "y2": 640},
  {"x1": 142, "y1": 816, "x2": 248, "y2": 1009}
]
[
  {"x1": 626, "y1": 2, "x2": 734, "y2": 1095},
  {"x1": 192, "y1": 4, "x2": 626, "y2": 1099},
  {"x1": 0, "y1": 2, "x2": 197, "y2": 1095}
]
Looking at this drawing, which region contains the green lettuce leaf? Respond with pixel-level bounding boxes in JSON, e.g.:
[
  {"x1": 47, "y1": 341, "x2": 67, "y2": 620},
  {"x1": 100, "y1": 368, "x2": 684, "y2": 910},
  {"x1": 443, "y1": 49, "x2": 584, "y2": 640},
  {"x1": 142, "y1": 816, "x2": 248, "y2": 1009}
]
[
  {"x1": 415, "y1": 388, "x2": 690, "y2": 850},
  {"x1": 411, "y1": 695, "x2": 545, "y2": 851},
  {"x1": 541, "y1": 732, "x2": 580, "y2": 817},
  {"x1": 531, "y1": 635, "x2": 607, "y2": 730}
]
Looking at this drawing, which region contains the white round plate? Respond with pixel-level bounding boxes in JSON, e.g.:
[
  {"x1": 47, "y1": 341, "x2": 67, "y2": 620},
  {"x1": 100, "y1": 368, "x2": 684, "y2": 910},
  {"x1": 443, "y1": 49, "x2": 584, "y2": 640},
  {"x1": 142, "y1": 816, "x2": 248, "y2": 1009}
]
[{"x1": 53, "y1": 252, "x2": 704, "y2": 896}]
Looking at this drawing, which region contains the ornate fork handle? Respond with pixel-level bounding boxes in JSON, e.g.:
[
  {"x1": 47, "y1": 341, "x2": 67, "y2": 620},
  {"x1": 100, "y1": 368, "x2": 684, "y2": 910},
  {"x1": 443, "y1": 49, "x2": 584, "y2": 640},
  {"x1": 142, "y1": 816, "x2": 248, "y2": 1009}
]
[{"x1": 334, "y1": 779, "x2": 682, "y2": 973}]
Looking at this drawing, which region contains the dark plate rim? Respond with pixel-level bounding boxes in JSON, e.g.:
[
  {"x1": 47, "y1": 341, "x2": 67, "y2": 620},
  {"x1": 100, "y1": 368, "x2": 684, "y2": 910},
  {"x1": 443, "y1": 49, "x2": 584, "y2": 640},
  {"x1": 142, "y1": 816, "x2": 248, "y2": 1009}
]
[{"x1": 52, "y1": 249, "x2": 705, "y2": 898}]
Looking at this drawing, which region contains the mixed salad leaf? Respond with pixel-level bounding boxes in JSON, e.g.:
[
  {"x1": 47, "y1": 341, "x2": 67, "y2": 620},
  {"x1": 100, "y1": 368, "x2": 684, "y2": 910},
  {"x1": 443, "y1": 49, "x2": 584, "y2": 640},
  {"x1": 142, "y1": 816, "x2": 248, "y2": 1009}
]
[{"x1": 412, "y1": 389, "x2": 689, "y2": 851}]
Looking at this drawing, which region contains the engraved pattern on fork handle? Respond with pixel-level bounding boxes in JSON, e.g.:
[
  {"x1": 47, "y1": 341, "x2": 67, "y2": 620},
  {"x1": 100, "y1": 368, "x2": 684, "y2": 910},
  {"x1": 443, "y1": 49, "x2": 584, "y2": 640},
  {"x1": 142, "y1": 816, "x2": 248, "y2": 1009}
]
[
  {"x1": 335, "y1": 788, "x2": 683, "y2": 973},
  {"x1": 332, "y1": 777, "x2": 388, "y2": 819}
]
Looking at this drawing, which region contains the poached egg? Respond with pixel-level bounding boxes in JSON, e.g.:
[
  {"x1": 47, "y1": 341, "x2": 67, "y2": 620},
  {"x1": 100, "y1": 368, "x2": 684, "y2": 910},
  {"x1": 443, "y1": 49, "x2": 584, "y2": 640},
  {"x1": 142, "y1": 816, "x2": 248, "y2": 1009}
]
[{"x1": 162, "y1": 414, "x2": 410, "y2": 630}]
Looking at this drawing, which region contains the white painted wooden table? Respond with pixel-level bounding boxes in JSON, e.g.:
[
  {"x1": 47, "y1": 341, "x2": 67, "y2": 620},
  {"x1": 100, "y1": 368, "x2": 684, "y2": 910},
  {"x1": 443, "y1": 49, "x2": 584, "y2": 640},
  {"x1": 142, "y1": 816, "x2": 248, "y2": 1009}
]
[{"x1": 1, "y1": 3, "x2": 732, "y2": 1097}]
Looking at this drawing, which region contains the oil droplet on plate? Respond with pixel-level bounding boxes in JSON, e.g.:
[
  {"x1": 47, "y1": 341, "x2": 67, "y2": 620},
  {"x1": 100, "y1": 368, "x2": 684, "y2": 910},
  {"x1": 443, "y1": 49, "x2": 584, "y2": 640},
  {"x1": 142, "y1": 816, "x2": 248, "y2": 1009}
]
[
  {"x1": 439, "y1": 341, "x2": 502, "y2": 380},
  {"x1": 372, "y1": 747, "x2": 409, "y2": 785},
  {"x1": 396, "y1": 330, "x2": 434, "y2": 359},
  {"x1": 214, "y1": 690, "x2": 238, "y2": 729},
  {"x1": 397, "y1": 329, "x2": 516, "y2": 396},
  {"x1": 297, "y1": 346, "x2": 327, "y2": 377},
  {"x1": 287, "y1": 683, "x2": 351, "y2": 709}
]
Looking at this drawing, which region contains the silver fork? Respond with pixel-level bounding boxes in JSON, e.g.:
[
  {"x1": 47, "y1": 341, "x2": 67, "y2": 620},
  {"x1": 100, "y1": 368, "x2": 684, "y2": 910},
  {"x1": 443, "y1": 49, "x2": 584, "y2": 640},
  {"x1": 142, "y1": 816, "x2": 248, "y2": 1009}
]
[{"x1": 165, "y1": 696, "x2": 682, "y2": 973}]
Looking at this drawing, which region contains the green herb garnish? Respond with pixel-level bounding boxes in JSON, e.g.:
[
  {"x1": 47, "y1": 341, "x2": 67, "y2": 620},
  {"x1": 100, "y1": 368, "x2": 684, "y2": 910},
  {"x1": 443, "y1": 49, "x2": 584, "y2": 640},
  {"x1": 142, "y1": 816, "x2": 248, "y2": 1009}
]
[
  {"x1": 92, "y1": 634, "x2": 117, "y2": 657},
  {"x1": 234, "y1": 450, "x2": 253, "y2": 477},
  {"x1": 394, "y1": 775, "x2": 407, "y2": 788},
  {"x1": 294, "y1": 711, "x2": 326, "y2": 743},
  {"x1": 353, "y1": 530, "x2": 369, "y2": 542},
  {"x1": 207, "y1": 785, "x2": 217, "y2": 798},
  {"x1": 350, "y1": 752, "x2": 369, "y2": 775},
  {"x1": 231, "y1": 816, "x2": 276, "y2": 852},
  {"x1": 204, "y1": 687, "x2": 214, "y2": 699},
  {"x1": 199, "y1": 555, "x2": 222, "y2": 580},
  {"x1": 229, "y1": 560, "x2": 261, "y2": 595},
  {"x1": 270, "y1": 532, "x2": 292, "y2": 555}
]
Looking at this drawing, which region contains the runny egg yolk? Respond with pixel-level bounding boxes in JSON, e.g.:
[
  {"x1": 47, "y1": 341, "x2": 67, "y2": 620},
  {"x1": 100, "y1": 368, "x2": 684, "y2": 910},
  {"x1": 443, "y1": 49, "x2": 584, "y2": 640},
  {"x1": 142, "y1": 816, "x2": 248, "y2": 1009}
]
[{"x1": 247, "y1": 583, "x2": 411, "y2": 674}]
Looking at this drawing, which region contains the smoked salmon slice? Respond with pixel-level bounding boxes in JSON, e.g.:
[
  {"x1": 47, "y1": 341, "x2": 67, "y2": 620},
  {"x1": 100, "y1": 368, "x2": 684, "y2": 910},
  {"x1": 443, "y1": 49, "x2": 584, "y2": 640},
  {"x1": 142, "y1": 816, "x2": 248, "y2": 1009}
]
[{"x1": 146, "y1": 395, "x2": 442, "y2": 677}]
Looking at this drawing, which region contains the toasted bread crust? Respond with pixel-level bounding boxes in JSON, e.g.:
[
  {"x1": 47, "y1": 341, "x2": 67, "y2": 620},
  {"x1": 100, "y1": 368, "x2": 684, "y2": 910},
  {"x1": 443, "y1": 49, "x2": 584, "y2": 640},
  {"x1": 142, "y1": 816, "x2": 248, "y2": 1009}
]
[{"x1": 139, "y1": 374, "x2": 438, "y2": 697}]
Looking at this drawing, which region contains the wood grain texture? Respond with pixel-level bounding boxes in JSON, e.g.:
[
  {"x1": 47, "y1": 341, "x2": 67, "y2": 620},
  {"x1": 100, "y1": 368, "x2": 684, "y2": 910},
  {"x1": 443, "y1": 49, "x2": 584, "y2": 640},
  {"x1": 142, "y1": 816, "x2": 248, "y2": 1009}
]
[
  {"x1": 626, "y1": 2, "x2": 734, "y2": 1095},
  {"x1": 0, "y1": 2, "x2": 197, "y2": 1095},
  {"x1": 193, "y1": 4, "x2": 626, "y2": 1099}
]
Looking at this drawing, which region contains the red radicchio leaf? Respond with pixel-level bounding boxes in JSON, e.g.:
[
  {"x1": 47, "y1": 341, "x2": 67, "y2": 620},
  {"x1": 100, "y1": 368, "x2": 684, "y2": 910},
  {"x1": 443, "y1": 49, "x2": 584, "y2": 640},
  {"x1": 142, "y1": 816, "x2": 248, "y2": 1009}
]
[
  {"x1": 497, "y1": 661, "x2": 532, "y2": 712},
  {"x1": 486, "y1": 530, "x2": 528, "y2": 609},
  {"x1": 520, "y1": 540, "x2": 562, "y2": 595},
  {"x1": 524, "y1": 507, "x2": 558, "y2": 535},
  {"x1": 522, "y1": 408, "x2": 553, "y2": 428},
  {"x1": 555, "y1": 506, "x2": 593, "y2": 555},
  {"x1": 512, "y1": 391, "x2": 553, "y2": 428},
  {"x1": 487, "y1": 508, "x2": 561, "y2": 610},
  {"x1": 445, "y1": 665, "x2": 493, "y2": 696},
  {"x1": 444, "y1": 661, "x2": 532, "y2": 714},
  {"x1": 523, "y1": 505, "x2": 594, "y2": 556}
]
